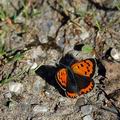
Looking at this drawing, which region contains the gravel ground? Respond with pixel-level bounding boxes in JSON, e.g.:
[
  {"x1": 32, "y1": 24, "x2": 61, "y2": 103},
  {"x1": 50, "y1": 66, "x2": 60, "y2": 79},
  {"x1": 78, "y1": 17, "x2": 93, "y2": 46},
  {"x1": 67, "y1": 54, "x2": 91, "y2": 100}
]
[{"x1": 0, "y1": 0, "x2": 120, "y2": 120}]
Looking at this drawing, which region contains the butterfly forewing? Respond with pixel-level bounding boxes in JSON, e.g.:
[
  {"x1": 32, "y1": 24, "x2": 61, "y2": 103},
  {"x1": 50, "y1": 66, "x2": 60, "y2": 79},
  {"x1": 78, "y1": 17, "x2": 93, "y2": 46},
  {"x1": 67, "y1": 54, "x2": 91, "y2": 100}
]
[
  {"x1": 56, "y1": 68, "x2": 68, "y2": 89},
  {"x1": 71, "y1": 59, "x2": 95, "y2": 78}
]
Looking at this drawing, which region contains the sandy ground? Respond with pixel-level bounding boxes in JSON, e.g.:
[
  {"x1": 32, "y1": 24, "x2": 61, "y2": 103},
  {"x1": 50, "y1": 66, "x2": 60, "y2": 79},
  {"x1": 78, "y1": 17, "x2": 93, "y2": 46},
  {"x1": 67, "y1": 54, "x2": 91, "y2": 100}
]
[{"x1": 0, "y1": 0, "x2": 120, "y2": 120}]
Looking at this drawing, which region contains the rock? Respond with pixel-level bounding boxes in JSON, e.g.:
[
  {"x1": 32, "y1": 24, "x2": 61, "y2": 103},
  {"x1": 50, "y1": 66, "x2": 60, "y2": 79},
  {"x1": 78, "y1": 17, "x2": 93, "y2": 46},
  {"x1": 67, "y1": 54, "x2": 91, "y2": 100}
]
[
  {"x1": 80, "y1": 31, "x2": 90, "y2": 40},
  {"x1": 92, "y1": 0, "x2": 119, "y2": 9},
  {"x1": 32, "y1": 79, "x2": 41, "y2": 94},
  {"x1": 111, "y1": 48, "x2": 120, "y2": 62},
  {"x1": 27, "y1": 60, "x2": 38, "y2": 69},
  {"x1": 8, "y1": 101, "x2": 17, "y2": 109},
  {"x1": 39, "y1": 35, "x2": 48, "y2": 44},
  {"x1": 46, "y1": 49, "x2": 60, "y2": 65},
  {"x1": 30, "y1": 63, "x2": 38, "y2": 70},
  {"x1": 70, "y1": 0, "x2": 88, "y2": 13},
  {"x1": 4, "y1": 92, "x2": 12, "y2": 99},
  {"x1": 33, "y1": 105, "x2": 48, "y2": 114},
  {"x1": 74, "y1": 97, "x2": 85, "y2": 111},
  {"x1": 83, "y1": 115, "x2": 94, "y2": 120},
  {"x1": 9, "y1": 82, "x2": 24, "y2": 95},
  {"x1": 45, "y1": 91, "x2": 51, "y2": 97},
  {"x1": 32, "y1": 46, "x2": 46, "y2": 59},
  {"x1": 81, "y1": 105, "x2": 93, "y2": 116}
]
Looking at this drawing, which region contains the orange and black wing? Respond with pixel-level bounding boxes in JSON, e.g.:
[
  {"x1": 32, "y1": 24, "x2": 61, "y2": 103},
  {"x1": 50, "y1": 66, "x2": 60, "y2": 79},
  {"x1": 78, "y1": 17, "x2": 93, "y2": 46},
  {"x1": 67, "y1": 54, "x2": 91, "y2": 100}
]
[
  {"x1": 56, "y1": 68, "x2": 78, "y2": 98},
  {"x1": 66, "y1": 91, "x2": 77, "y2": 98},
  {"x1": 79, "y1": 80, "x2": 94, "y2": 95},
  {"x1": 71, "y1": 59, "x2": 95, "y2": 78},
  {"x1": 56, "y1": 68, "x2": 68, "y2": 90},
  {"x1": 70, "y1": 59, "x2": 95, "y2": 96}
]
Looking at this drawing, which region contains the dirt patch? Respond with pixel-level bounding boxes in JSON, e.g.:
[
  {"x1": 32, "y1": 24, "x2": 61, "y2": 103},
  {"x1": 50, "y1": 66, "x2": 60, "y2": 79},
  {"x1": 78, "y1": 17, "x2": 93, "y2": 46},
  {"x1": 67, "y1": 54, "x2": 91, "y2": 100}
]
[{"x1": 0, "y1": 0, "x2": 120, "y2": 120}]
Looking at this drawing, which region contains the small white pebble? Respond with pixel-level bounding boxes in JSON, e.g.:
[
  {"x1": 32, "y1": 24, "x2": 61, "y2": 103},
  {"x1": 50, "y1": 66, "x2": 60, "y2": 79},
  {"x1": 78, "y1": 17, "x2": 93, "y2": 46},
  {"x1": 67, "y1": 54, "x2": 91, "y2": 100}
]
[
  {"x1": 83, "y1": 115, "x2": 94, "y2": 120},
  {"x1": 33, "y1": 79, "x2": 41, "y2": 93},
  {"x1": 30, "y1": 63, "x2": 38, "y2": 70},
  {"x1": 4, "y1": 92, "x2": 12, "y2": 98},
  {"x1": 32, "y1": 46, "x2": 46, "y2": 59},
  {"x1": 27, "y1": 60, "x2": 33, "y2": 66},
  {"x1": 59, "y1": 97, "x2": 65, "y2": 102},
  {"x1": 80, "y1": 32, "x2": 89, "y2": 40},
  {"x1": 45, "y1": 91, "x2": 50, "y2": 96},
  {"x1": 9, "y1": 82, "x2": 24, "y2": 94},
  {"x1": 111, "y1": 48, "x2": 120, "y2": 61},
  {"x1": 33, "y1": 105, "x2": 48, "y2": 113},
  {"x1": 81, "y1": 105, "x2": 93, "y2": 115}
]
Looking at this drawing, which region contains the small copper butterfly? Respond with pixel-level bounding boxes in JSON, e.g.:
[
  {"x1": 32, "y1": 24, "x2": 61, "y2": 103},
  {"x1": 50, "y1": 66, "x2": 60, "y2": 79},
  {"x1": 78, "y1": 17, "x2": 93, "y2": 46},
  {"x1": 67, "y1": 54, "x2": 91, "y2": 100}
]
[{"x1": 56, "y1": 58, "x2": 96, "y2": 98}]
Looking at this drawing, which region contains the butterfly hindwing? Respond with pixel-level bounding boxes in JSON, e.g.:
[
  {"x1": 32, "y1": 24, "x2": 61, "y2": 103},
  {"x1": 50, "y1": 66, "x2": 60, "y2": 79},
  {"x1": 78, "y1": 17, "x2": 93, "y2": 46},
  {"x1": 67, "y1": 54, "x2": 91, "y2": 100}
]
[
  {"x1": 79, "y1": 81, "x2": 94, "y2": 95},
  {"x1": 66, "y1": 91, "x2": 77, "y2": 98}
]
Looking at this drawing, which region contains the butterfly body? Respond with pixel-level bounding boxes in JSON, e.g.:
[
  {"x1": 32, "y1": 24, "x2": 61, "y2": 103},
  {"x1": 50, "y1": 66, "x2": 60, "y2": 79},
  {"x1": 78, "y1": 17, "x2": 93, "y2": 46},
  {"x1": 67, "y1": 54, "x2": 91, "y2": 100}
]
[{"x1": 56, "y1": 58, "x2": 96, "y2": 98}]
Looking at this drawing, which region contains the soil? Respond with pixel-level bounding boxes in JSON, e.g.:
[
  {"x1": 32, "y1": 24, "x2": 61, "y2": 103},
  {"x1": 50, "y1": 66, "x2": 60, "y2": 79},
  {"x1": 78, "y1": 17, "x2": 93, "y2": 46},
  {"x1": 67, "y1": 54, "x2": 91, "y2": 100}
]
[{"x1": 0, "y1": 0, "x2": 120, "y2": 120}]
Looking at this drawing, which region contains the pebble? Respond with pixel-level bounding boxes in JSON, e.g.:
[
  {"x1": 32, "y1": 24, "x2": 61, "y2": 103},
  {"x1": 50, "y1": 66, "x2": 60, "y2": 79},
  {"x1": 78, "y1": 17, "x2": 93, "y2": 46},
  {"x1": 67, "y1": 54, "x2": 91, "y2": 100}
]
[
  {"x1": 8, "y1": 101, "x2": 17, "y2": 109},
  {"x1": 56, "y1": 37, "x2": 65, "y2": 49},
  {"x1": 33, "y1": 105, "x2": 48, "y2": 114},
  {"x1": 20, "y1": 103, "x2": 30, "y2": 112},
  {"x1": 81, "y1": 105, "x2": 93, "y2": 116},
  {"x1": 39, "y1": 35, "x2": 48, "y2": 44},
  {"x1": 59, "y1": 97, "x2": 65, "y2": 102},
  {"x1": 30, "y1": 63, "x2": 38, "y2": 70},
  {"x1": 4, "y1": 92, "x2": 12, "y2": 99},
  {"x1": 27, "y1": 60, "x2": 33, "y2": 66},
  {"x1": 80, "y1": 31, "x2": 89, "y2": 40},
  {"x1": 33, "y1": 79, "x2": 43, "y2": 94},
  {"x1": 27, "y1": 60, "x2": 38, "y2": 69},
  {"x1": 111, "y1": 48, "x2": 120, "y2": 61},
  {"x1": 74, "y1": 97, "x2": 85, "y2": 111},
  {"x1": 45, "y1": 91, "x2": 51, "y2": 97},
  {"x1": 9, "y1": 82, "x2": 24, "y2": 94},
  {"x1": 83, "y1": 115, "x2": 94, "y2": 120},
  {"x1": 46, "y1": 49, "x2": 60, "y2": 65},
  {"x1": 32, "y1": 46, "x2": 46, "y2": 59}
]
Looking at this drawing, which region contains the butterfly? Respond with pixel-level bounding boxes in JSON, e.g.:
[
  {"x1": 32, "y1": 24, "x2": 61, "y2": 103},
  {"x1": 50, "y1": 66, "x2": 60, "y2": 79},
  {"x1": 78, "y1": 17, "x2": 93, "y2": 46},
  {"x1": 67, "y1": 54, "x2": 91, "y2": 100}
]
[{"x1": 56, "y1": 58, "x2": 96, "y2": 98}]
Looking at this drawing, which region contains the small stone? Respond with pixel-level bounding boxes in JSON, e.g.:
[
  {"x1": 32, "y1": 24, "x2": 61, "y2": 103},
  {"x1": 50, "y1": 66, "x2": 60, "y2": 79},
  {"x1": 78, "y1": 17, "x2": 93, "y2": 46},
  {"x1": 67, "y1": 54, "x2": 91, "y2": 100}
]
[
  {"x1": 74, "y1": 97, "x2": 85, "y2": 111},
  {"x1": 83, "y1": 115, "x2": 94, "y2": 120},
  {"x1": 45, "y1": 91, "x2": 50, "y2": 96},
  {"x1": 32, "y1": 46, "x2": 46, "y2": 59},
  {"x1": 48, "y1": 24, "x2": 58, "y2": 36},
  {"x1": 9, "y1": 82, "x2": 24, "y2": 94},
  {"x1": 27, "y1": 60, "x2": 38, "y2": 69},
  {"x1": 80, "y1": 31, "x2": 89, "y2": 40},
  {"x1": 4, "y1": 92, "x2": 12, "y2": 99},
  {"x1": 27, "y1": 60, "x2": 33, "y2": 66},
  {"x1": 59, "y1": 97, "x2": 65, "y2": 102},
  {"x1": 14, "y1": 13, "x2": 26, "y2": 23},
  {"x1": 39, "y1": 35, "x2": 48, "y2": 44},
  {"x1": 81, "y1": 105, "x2": 93, "y2": 115},
  {"x1": 8, "y1": 101, "x2": 17, "y2": 109},
  {"x1": 20, "y1": 103, "x2": 30, "y2": 112},
  {"x1": 31, "y1": 63, "x2": 38, "y2": 70},
  {"x1": 111, "y1": 48, "x2": 120, "y2": 61},
  {"x1": 33, "y1": 79, "x2": 41, "y2": 94},
  {"x1": 33, "y1": 105, "x2": 48, "y2": 114},
  {"x1": 46, "y1": 49, "x2": 60, "y2": 65},
  {"x1": 56, "y1": 37, "x2": 65, "y2": 49}
]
